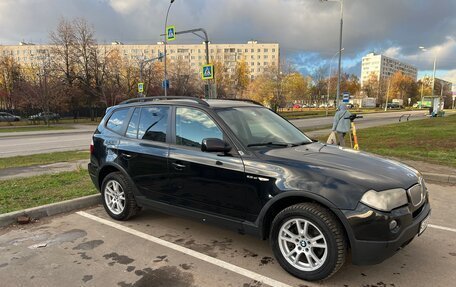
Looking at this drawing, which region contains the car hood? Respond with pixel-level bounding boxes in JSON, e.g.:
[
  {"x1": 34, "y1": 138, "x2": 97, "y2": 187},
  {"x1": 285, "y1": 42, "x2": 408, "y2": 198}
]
[{"x1": 260, "y1": 142, "x2": 420, "y2": 191}]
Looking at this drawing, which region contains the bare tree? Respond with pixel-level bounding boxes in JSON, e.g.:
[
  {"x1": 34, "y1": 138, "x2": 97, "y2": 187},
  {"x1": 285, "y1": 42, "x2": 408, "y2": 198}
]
[
  {"x1": 50, "y1": 18, "x2": 79, "y2": 117},
  {"x1": 72, "y1": 18, "x2": 99, "y2": 120}
]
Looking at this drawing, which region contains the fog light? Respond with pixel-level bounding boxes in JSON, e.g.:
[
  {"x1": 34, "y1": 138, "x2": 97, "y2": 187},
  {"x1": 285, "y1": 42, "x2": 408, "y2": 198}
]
[{"x1": 389, "y1": 220, "x2": 398, "y2": 230}]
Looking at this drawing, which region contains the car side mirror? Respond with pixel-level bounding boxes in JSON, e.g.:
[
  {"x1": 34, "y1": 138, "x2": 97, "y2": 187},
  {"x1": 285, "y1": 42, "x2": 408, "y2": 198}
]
[{"x1": 201, "y1": 138, "x2": 232, "y2": 153}]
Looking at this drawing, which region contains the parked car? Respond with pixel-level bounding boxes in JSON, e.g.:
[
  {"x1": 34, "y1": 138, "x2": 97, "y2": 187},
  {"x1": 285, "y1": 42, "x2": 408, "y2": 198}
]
[
  {"x1": 28, "y1": 112, "x2": 60, "y2": 121},
  {"x1": 293, "y1": 104, "x2": 302, "y2": 109},
  {"x1": 0, "y1": 112, "x2": 21, "y2": 122},
  {"x1": 386, "y1": 103, "x2": 401, "y2": 109},
  {"x1": 89, "y1": 96, "x2": 430, "y2": 281}
]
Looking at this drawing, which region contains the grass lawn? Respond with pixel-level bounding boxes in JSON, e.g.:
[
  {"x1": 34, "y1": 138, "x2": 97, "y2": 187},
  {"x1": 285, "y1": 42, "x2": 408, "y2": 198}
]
[
  {"x1": 0, "y1": 150, "x2": 89, "y2": 170},
  {"x1": 319, "y1": 115, "x2": 456, "y2": 168},
  {"x1": 0, "y1": 125, "x2": 74, "y2": 133},
  {"x1": 0, "y1": 169, "x2": 97, "y2": 214}
]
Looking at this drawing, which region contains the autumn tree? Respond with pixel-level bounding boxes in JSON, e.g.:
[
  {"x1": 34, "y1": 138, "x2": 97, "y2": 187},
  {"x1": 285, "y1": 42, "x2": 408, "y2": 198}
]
[
  {"x1": 283, "y1": 72, "x2": 311, "y2": 103},
  {"x1": 0, "y1": 55, "x2": 22, "y2": 112},
  {"x1": 234, "y1": 59, "x2": 249, "y2": 98},
  {"x1": 362, "y1": 73, "x2": 380, "y2": 102},
  {"x1": 389, "y1": 72, "x2": 416, "y2": 105}
]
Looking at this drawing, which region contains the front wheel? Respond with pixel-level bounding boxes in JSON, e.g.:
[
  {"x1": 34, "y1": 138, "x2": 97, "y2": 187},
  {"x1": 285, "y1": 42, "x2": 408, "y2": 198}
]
[{"x1": 270, "y1": 203, "x2": 346, "y2": 281}]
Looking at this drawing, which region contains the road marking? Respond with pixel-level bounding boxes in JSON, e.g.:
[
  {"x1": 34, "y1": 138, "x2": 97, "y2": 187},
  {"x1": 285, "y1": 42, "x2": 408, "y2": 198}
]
[
  {"x1": 429, "y1": 224, "x2": 456, "y2": 233},
  {"x1": 76, "y1": 211, "x2": 293, "y2": 287}
]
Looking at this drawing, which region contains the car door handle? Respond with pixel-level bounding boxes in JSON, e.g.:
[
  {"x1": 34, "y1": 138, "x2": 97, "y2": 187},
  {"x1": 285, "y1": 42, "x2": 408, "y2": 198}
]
[
  {"x1": 172, "y1": 162, "x2": 186, "y2": 170},
  {"x1": 121, "y1": 153, "x2": 134, "y2": 159}
]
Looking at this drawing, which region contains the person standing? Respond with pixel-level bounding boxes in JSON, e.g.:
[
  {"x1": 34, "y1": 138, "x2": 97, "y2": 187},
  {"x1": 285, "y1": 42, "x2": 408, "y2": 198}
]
[{"x1": 331, "y1": 104, "x2": 352, "y2": 146}]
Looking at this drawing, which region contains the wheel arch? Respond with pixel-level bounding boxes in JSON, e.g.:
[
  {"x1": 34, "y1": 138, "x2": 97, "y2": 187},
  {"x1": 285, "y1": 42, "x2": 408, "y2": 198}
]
[
  {"x1": 98, "y1": 162, "x2": 133, "y2": 191},
  {"x1": 257, "y1": 192, "x2": 355, "y2": 250}
]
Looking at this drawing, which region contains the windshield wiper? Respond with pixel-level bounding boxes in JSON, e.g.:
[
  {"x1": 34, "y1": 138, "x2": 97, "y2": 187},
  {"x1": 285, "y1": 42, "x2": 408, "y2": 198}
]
[
  {"x1": 247, "y1": 142, "x2": 290, "y2": 147},
  {"x1": 290, "y1": 141, "x2": 314, "y2": 147}
]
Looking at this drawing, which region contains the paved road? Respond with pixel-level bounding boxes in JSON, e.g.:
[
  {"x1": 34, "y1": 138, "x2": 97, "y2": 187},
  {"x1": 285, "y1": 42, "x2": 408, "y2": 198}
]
[
  {"x1": 1, "y1": 182, "x2": 455, "y2": 286},
  {"x1": 0, "y1": 111, "x2": 452, "y2": 158},
  {"x1": 0, "y1": 132, "x2": 92, "y2": 158}
]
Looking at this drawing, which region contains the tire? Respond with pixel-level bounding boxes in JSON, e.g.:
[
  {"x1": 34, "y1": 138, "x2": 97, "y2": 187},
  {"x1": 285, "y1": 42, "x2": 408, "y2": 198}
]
[
  {"x1": 270, "y1": 203, "x2": 346, "y2": 281},
  {"x1": 101, "y1": 172, "x2": 140, "y2": 220}
]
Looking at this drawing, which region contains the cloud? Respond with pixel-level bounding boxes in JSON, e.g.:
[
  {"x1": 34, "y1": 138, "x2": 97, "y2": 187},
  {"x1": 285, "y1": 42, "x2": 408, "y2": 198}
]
[{"x1": 0, "y1": 0, "x2": 455, "y2": 79}]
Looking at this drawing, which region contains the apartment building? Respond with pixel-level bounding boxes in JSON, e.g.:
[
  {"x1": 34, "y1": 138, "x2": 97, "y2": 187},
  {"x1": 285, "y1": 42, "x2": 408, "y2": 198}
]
[
  {"x1": 361, "y1": 52, "x2": 417, "y2": 86},
  {"x1": 0, "y1": 41, "x2": 280, "y2": 80}
]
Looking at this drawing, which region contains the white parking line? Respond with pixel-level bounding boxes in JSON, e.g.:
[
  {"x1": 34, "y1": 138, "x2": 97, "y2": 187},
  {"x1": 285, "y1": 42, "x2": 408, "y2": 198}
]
[
  {"x1": 76, "y1": 211, "x2": 293, "y2": 287},
  {"x1": 429, "y1": 224, "x2": 456, "y2": 233}
]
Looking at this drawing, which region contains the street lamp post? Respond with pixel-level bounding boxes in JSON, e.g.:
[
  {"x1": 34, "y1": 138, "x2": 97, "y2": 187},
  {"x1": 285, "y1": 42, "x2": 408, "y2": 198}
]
[
  {"x1": 163, "y1": 0, "x2": 175, "y2": 97},
  {"x1": 320, "y1": 0, "x2": 344, "y2": 106},
  {"x1": 327, "y1": 48, "x2": 344, "y2": 116},
  {"x1": 419, "y1": 46, "x2": 438, "y2": 98}
]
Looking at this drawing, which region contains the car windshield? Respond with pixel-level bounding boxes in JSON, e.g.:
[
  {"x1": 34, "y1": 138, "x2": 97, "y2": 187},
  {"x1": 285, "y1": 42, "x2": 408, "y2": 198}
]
[{"x1": 216, "y1": 107, "x2": 312, "y2": 148}]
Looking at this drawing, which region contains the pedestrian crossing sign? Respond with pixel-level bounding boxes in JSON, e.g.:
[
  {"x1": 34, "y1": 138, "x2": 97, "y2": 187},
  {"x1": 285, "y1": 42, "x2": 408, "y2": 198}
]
[
  {"x1": 166, "y1": 26, "x2": 176, "y2": 42},
  {"x1": 138, "y1": 82, "x2": 144, "y2": 93},
  {"x1": 202, "y1": 64, "x2": 214, "y2": 80}
]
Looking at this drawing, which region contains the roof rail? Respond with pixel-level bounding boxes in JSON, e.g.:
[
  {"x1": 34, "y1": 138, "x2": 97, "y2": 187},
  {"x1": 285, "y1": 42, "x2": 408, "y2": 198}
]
[
  {"x1": 222, "y1": 98, "x2": 264, "y2": 106},
  {"x1": 120, "y1": 96, "x2": 209, "y2": 106}
]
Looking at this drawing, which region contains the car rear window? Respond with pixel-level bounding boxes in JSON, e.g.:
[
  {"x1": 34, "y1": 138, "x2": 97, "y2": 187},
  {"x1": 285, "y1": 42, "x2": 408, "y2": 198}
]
[{"x1": 106, "y1": 108, "x2": 130, "y2": 134}]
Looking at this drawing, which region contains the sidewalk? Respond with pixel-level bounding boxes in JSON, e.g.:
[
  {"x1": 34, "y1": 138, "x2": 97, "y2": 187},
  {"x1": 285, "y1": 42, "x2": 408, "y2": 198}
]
[
  {"x1": 0, "y1": 124, "x2": 95, "y2": 138},
  {"x1": 0, "y1": 160, "x2": 89, "y2": 181}
]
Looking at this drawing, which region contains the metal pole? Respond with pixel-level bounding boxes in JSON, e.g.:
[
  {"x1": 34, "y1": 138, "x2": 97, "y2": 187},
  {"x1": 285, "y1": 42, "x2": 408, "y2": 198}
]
[
  {"x1": 204, "y1": 40, "x2": 212, "y2": 99},
  {"x1": 139, "y1": 62, "x2": 143, "y2": 98},
  {"x1": 384, "y1": 79, "x2": 391, "y2": 112},
  {"x1": 431, "y1": 53, "x2": 437, "y2": 97},
  {"x1": 420, "y1": 81, "x2": 424, "y2": 108},
  {"x1": 327, "y1": 48, "x2": 343, "y2": 116},
  {"x1": 336, "y1": 0, "x2": 344, "y2": 106},
  {"x1": 164, "y1": 1, "x2": 174, "y2": 97}
]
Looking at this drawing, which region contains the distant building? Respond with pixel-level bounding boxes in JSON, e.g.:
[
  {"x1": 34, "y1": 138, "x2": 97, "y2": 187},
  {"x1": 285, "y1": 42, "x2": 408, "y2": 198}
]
[
  {"x1": 361, "y1": 52, "x2": 417, "y2": 86},
  {"x1": 0, "y1": 41, "x2": 279, "y2": 80}
]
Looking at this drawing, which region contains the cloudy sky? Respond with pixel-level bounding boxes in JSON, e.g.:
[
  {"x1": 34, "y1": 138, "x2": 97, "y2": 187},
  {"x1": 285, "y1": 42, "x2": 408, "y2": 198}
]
[{"x1": 1, "y1": 0, "x2": 455, "y2": 86}]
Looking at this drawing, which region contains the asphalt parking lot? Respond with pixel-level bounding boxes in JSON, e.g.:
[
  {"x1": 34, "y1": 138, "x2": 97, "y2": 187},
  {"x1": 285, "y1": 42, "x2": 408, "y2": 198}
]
[{"x1": 1, "y1": 182, "x2": 455, "y2": 287}]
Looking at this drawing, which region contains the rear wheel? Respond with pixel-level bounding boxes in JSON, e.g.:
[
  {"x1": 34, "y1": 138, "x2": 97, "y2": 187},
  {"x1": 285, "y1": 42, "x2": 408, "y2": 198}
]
[
  {"x1": 101, "y1": 172, "x2": 139, "y2": 220},
  {"x1": 270, "y1": 203, "x2": 346, "y2": 281}
]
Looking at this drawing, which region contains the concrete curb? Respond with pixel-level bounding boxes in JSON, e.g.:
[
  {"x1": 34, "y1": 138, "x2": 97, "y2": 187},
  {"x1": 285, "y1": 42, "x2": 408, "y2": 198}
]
[
  {"x1": 422, "y1": 172, "x2": 456, "y2": 184},
  {"x1": 0, "y1": 194, "x2": 101, "y2": 227}
]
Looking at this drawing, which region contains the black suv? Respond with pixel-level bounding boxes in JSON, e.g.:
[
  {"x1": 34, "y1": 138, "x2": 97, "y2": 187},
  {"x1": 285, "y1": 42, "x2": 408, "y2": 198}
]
[{"x1": 89, "y1": 96, "x2": 430, "y2": 281}]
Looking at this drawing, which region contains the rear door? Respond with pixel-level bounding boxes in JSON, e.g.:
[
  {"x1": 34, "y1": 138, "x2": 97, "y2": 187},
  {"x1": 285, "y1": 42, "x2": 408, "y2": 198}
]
[{"x1": 117, "y1": 105, "x2": 171, "y2": 201}]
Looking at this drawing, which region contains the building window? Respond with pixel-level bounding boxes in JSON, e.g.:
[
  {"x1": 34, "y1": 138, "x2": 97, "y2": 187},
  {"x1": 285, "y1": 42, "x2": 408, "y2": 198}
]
[{"x1": 264, "y1": 48, "x2": 268, "y2": 52}]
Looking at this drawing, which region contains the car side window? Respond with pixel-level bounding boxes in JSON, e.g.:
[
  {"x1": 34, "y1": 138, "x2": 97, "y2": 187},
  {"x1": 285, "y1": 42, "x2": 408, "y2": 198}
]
[
  {"x1": 106, "y1": 108, "x2": 129, "y2": 134},
  {"x1": 138, "y1": 106, "x2": 169, "y2": 142},
  {"x1": 175, "y1": 107, "x2": 223, "y2": 148},
  {"x1": 125, "y1": 108, "x2": 140, "y2": 139}
]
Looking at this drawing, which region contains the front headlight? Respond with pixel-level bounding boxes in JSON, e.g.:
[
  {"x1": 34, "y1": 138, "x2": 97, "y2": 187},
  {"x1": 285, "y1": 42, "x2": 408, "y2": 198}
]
[{"x1": 360, "y1": 188, "x2": 408, "y2": 212}]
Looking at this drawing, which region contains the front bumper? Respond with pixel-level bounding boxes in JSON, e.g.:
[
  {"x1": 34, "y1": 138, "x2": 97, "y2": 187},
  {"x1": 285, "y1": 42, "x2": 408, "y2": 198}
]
[{"x1": 343, "y1": 199, "x2": 431, "y2": 265}]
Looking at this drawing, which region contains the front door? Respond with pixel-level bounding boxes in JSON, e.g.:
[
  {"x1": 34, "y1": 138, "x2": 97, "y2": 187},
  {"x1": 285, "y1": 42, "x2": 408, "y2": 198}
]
[{"x1": 168, "y1": 106, "x2": 248, "y2": 220}]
